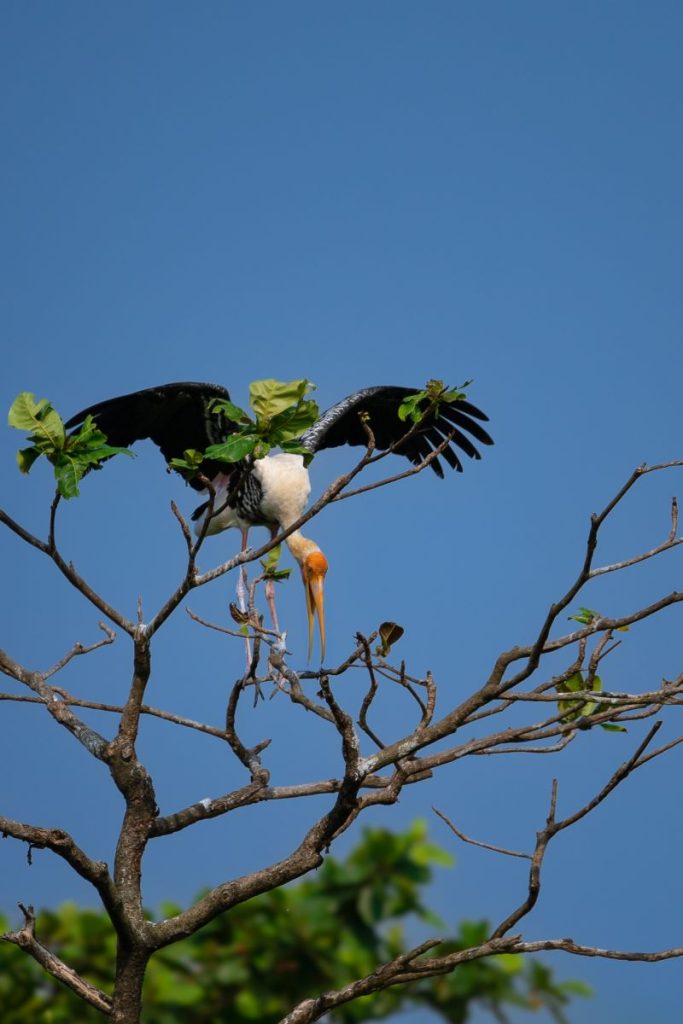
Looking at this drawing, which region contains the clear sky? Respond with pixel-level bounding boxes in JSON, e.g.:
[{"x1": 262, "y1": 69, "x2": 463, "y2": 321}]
[{"x1": 1, "y1": 4, "x2": 682, "y2": 1022}]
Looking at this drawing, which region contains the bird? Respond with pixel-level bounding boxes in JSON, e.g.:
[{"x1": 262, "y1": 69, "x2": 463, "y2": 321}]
[{"x1": 65, "y1": 381, "x2": 494, "y2": 660}]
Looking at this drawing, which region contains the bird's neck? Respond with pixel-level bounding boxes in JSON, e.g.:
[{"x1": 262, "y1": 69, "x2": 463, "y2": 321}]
[{"x1": 285, "y1": 531, "x2": 322, "y2": 565}]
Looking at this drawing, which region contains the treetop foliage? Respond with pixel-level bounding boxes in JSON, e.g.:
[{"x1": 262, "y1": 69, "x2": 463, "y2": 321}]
[{"x1": 0, "y1": 823, "x2": 586, "y2": 1024}]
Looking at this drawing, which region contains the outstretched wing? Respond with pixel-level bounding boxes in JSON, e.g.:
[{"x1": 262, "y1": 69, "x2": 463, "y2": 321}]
[
  {"x1": 65, "y1": 381, "x2": 234, "y2": 488},
  {"x1": 299, "y1": 386, "x2": 493, "y2": 478}
]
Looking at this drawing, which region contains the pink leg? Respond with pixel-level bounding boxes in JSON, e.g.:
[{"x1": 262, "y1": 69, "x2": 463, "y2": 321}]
[
  {"x1": 237, "y1": 528, "x2": 252, "y2": 668},
  {"x1": 265, "y1": 527, "x2": 286, "y2": 654},
  {"x1": 265, "y1": 578, "x2": 280, "y2": 634}
]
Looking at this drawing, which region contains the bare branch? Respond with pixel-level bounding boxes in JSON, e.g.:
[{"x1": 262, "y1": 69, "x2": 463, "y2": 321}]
[
  {"x1": 433, "y1": 806, "x2": 532, "y2": 860},
  {"x1": 0, "y1": 507, "x2": 133, "y2": 633},
  {"x1": 492, "y1": 723, "x2": 663, "y2": 940},
  {"x1": 0, "y1": 647, "x2": 109, "y2": 760},
  {"x1": 224, "y1": 674, "x2": 272, "y2": 779},
  {"x1": 43, "y1": 622, "x2": 116, "y2": 679},
  {"x1": 357, "y1": 634, "x2": 385, "y2": 749},
  {"x1": 331, "y1": 424, "x2": 461, "y2": 503},
  {"x1": 1, "y1": 903, "x2": 112, "y2": 1014},
  {"x1": 0, "y1": 817, "x2": 115, "y2": 905}
]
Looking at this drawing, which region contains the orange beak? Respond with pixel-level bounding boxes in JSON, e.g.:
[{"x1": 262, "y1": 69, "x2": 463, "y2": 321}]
[{"x1": 302, "y1": 551, "x2": 328, "y2": 662}]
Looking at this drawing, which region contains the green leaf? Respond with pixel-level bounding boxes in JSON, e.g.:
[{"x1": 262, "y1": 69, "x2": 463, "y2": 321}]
[
  {"x1": 249, "y1": 378, "x2": 315, "y2": 423},
  {"x1": 397, "y1": 379, "x2": 473, "y2": 425},
  {"x1": 10, "y1": 397, "x2": 133, "y2": 495},
  {"x1": 268, "y1": 398, "x2": 320, "y2": 442},
  {"x1": 564, "y1": 671, "x2": 584, "y2": 693},
  {"x1": 169, "y1": 448, "x2": 205, "y2": 472},
  {"x1": 205, "y1": 435, "x2": 258, "y2": 463},
  {"x1": 209, "y1": 398, "x2": 251, "y2": 424},
  {"x1": 8, "y1": 392, "x2": 65, "y2": 450},
  {"x1": 412, "y1": 840, "x2": 454, "y2": 868},
  {"x1": 442, "y1": 380, "x2": 473, "y2": 403},
  {"x1": 252, "y1": 439, "x2": 272, "y2": 460},
  {"x1": 16, "y1": 447, "x2": 42, "y2": 474},
  {"x1": 65, "y1": 414, "x2": 102, "y2": 447},
  {"x1": 53, "y1": 454, "x2": 86, "y2": 499},
  {"x1": 557, "y1": 669, "x2": 609, "y2": 724},
  {"x1": 494, "y1": 953, "x2": 523, "y2": 975},
  {"x1": 260, "y1": 544, "x2": 282, "y2": 572},
  {"x1": 264, "y1": 568, "x2": 292, "y2": 582},
  {"x1": 78, "y1": 444, "x2": 134, "y2": 465},
  {"x1": 257, "y1": 552, "x2": 292, "y2": 581},
  {"x1": 398, "y1": 391, "x2": 427, "y2": 423},
  {"x1": 280, "y1": 440, "x2": 315, "y2": 463},
  {"x1": 600, "y1": 722, "x2": 628, "y2": 733},
  {"x1": 558, "y1": 979, "x2": 593, "y2": 996},
  {"x1": 568, "y1": 606, "x2": 600, "y2": 625}
]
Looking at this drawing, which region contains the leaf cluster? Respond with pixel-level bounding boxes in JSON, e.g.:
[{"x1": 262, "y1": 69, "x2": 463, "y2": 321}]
[
  {"x1": 568, "y1": 606, "x2": 630, "y2": 633},
  {"x1": 8, "y1": 393, "x2": 132, "y2": 499},
  {"x1": 556, "y1": 672, "x2": 627, "y2": 733},
  {"x1": 398, "y1": 378, "x2": 473, "y2": 425},
  {"x1": 0, "y1": 823, "x2": 585, "y2": 1024},
  {"x1": 260, "y1": 543, "x2": 292, "y2": 582},
  {"x1": 170, "y1": 379, "x2": 319, "y2": 474}
]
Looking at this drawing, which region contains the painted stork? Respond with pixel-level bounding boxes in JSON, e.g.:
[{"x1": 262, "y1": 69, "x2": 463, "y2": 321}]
[{"x1": 65, "y1": 382, "x2": 493, "y2": 658}]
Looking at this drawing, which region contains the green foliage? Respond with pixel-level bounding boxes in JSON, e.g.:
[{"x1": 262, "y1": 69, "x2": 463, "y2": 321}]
[
  {"x1": 397, "y1": 379, "x2": 473, "y2": 425},
  {"x1": 260, "y1": 543, "x2": 293, "y2": 581},
  {"x1": 8, "y1": 393, "x2": 132, "y2": 499},
  {"x1": 557, "y1": 671, "x2": 603, "y2": 722},
  {"x1": 556, "y1": 671, "x2": 627, "y2": 733},
  {"x1": 567, "y1": 606, "x2": 601, "y2": 626},
  {"x1": 168, "y1": 448, "x2": 207, "y2": 473},
  {"x1": 0, "y1": 823, "x2": 587, "y2": 1023},
  {"x1": 169, "y1": 379, "x2": 319, "y2": 477},
  {"x1": 568, "y1": 606, "x2": 629, "y2": 633}
]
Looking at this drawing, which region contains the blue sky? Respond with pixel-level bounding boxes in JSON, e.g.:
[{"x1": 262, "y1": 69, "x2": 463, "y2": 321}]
[{"x1": 1, "y1": 3, "x2": 682, "y2": 1021}]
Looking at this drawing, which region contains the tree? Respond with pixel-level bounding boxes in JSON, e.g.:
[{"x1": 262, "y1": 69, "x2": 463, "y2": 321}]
[
  {"x1": 1, "y1": 384, "x2": 682, "y2": 1024},
  {"x1": 0, "y1": 821, "x2": 588, "y2": 1023}
]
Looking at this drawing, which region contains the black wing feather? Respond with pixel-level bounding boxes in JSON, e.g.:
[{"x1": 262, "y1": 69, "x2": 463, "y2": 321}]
[
  {"x1": 427, "y1": 426, "x2": 465, "y2": 471},
  {"x1": 65, "y1": 381, "x2": 494, "y2": 486},
  {"x1": 300, "y1": 385, "x2": 493, "y2": 476},
  {"x1": 441, "y1": 407, "x2": 494, "y2": 447},
  {"x1": 65, "y1": 382, "x2": 234, "y2": 489}
]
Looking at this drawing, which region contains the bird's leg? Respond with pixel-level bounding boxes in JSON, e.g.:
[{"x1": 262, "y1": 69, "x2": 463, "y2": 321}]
[
  {"x1": 236, "y1": 527, "x2": 252, "y2": 668},
  {"x1": 265, "y1": 528, "x2": 286, "y2": 653},
  {"x1": 265, "y1": 578, "x2": 280, "y2": 633}
]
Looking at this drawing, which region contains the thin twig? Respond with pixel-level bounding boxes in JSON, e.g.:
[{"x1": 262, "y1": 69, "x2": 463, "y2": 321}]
[
  {"x1": 1, "y1": 904, "x2": 112, "y2": 1014},
  {"x1": 433, "y1": 807, "x2": 532, "y2": 860}
]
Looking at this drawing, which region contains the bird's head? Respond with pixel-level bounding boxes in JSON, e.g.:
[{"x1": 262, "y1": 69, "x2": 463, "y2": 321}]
[
  {"x1": 300, "y1": 548, "x2": 328, "y2": 662},
  {"x1": 284, "y1": 532, "x2": 328, "y2": 661}
]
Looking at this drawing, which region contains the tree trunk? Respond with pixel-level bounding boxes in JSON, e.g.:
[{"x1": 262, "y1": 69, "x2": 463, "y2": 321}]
[{"x1": 110, "y1": 941, "x2": 150, "y2": 1024}]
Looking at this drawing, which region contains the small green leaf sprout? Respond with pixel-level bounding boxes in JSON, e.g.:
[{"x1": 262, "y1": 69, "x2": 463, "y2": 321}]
[
  {"x1": 398, "y1": 378, "x2": 473, "y2": 425},
  {"x1": 260, "y1": 543, "x2": 293, "y2": 582},
  {"x1": 569, "y1": 606, "x2": 629, "y2": 633}
]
